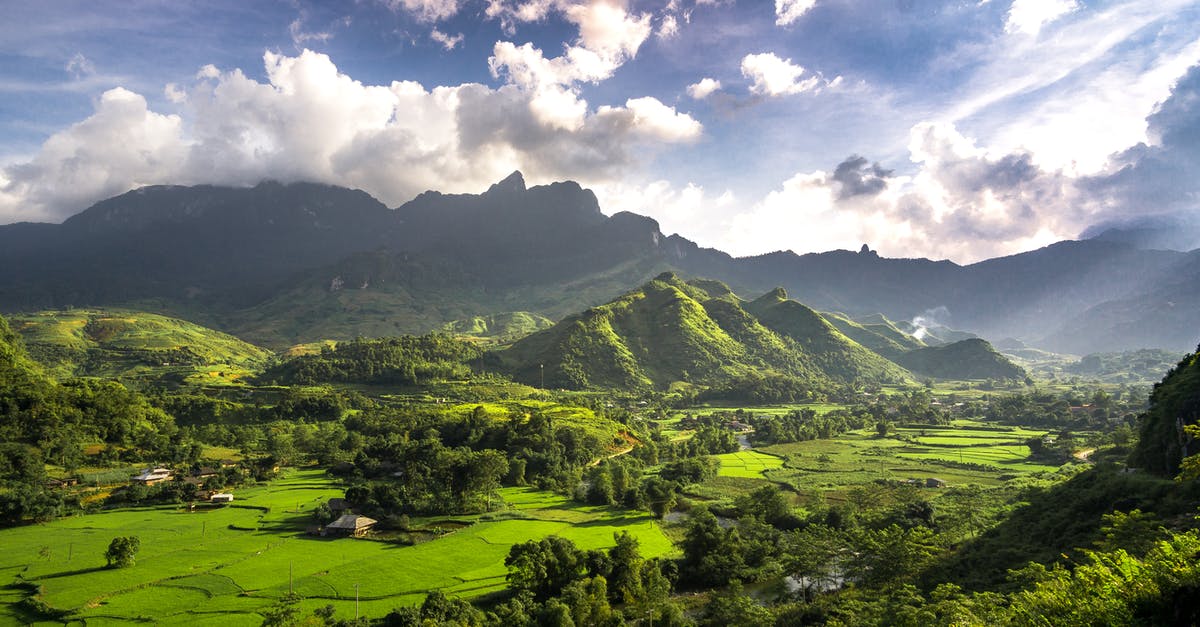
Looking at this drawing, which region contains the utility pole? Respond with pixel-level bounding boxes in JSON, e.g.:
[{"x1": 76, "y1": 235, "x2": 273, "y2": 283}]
[{"x1": 540, "y1": 363, "x2": 544, "y2": 389}]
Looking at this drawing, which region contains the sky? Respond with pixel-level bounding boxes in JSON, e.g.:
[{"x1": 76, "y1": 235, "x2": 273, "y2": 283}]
[{"x1": 1, "y1": 0, "x2": 1199, "y2": 263}]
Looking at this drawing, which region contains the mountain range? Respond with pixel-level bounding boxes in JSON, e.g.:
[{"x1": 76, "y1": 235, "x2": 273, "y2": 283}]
[{"x1": 0, "y1": 172, "x2": 1196, "y2": 354}]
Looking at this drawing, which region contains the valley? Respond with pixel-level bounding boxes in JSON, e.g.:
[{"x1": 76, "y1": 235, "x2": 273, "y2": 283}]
[{"x1": 0, "y1": 179, "x2": 1197, "y2": 626}]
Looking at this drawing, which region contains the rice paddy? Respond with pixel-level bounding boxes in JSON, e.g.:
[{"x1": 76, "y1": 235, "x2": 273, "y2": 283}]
[
  {"x1": 713, "y1": 450, "x2": 785, "y2": 479},
  {"x1": 0, "y1": 470, "x2": 673, "y2": 625}
]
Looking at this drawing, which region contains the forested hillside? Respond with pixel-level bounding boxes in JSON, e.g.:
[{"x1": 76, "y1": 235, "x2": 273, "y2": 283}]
[
  {"x1": 497, "y1": 273, "x2": 913, "y2": 396},
  {"x1": 1130, "y1": 346, "x2": 1200, "y2": 476}
]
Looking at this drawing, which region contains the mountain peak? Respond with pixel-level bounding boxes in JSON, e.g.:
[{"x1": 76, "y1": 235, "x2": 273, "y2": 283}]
[{"x1": 486, "y1": 171, "x2": 526, "y2": 195}]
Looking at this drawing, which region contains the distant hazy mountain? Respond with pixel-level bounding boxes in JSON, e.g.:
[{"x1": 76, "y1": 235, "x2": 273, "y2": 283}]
[{"x1": 0, "y1": 174, "x2": 1195, "y2": 352}]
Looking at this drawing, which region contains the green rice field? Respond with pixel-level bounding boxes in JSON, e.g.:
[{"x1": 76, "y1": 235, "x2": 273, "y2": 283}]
[
  {"x1": 760, "y1": 422, "x2": 1065, "y2": 495},
  {"x1": 0, "y1": 470, "x2": 673, "y2": 625},
  {"x1": 713, "y1": 450, "x2": 785, "y2": 479}
]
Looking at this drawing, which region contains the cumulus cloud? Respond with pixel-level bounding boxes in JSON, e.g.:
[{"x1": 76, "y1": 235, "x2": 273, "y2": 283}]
[
  {"x1": 688, "y1": 121, "x2": 1087, "y2": 262},
  {"x1": 686, "y1": 77, "x2": 721, "y2": 99},
  {"x1": 599, "y1": 97, "x2": 702, "y2": 142},
  {"x1": 775, "y1": 0, "x2": 816, "y2": 26},
  {"x1": 1005, "y1": 0, "x2": 1078, "y2": 36},
  {"x1": 0, "y1": 88, "x2": 187, "y2": 222},
  {"x1": 487, "y1": 1, "x2": 654, "y2": 130},
  {"x1": 712, "y1": 65, "x2": 1200, "y2": 262},
  {"x1": 741, "y1": 52, "x2": 828, "y2": 96},
  {"x1": 0, "y1": 49, "x2": 701, "y2": 223},
  {"x1": 1083, "y1": 63, "x2": 1200, "y2": 219}
]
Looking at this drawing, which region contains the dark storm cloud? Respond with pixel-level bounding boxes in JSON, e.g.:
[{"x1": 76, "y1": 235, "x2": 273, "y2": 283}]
[{"x1": 832, "y1": 155, "x2": 893, "y2": 199}]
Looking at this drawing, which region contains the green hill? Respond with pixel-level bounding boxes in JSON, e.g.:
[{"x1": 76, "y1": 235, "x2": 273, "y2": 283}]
[
  {"x1": 1129, "y1": 346, "x2": 1200, "y2": 477},
  {"x1": 821, "y1": 311, "x2": 924, "y2": 359},
  {"x1": 892, "y1": 338, "x2": 1026, "y2": 380},
  {"x1": 9, "y1": 309, "x2": 271, "y2": 382},
  {"x1": 497, "y1": 274, "x2": 912, "y2": 392},
  {"x1": 443, "y1": 312, "x2": 554, "y2": 342},
  {"x1": 744, "y1": 289, "x2": 914, "y2": 384}
]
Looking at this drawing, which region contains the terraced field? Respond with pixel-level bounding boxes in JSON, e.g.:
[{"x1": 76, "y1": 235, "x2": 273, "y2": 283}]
[{"x1": 0, "y1": 470, "x2": 673, "y2": 625}]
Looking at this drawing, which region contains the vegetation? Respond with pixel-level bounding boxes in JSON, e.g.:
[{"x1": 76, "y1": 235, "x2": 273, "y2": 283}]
[
  {"x1": 104, "y1": 536, "x2": 139, "y2": 568},
  {"x1": 1130, "y1": 345, "x2": 1200, "y2": 476},
  {"x1": 1, "y1": 297, "x2": 1197, "y2": 626},
  {"x1": 498, "y1": 274, "x2": 913, "y2": 396},
  {"x1": 259, "y1": 333, "x2": 485, "y2": 386},
  {"x1": 893, "y1": 338, "x2": 1027, "y2": 381},
  {"x1": 9, "y1": 308, "x2": 271, "y2": 384}
]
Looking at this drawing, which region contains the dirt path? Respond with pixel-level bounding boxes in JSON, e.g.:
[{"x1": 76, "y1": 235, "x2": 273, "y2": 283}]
[{"x1": 588, "y1": 432, "x2": 638, "y2": 466}]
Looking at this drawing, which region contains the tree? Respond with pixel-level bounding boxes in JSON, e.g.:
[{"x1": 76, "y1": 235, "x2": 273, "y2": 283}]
[
  {"x1": 505, "y1": 536, "x2": 585, "y2": 600},
  {"x1": 105, "y1": 536, "x2": 140, "y2": 568}
]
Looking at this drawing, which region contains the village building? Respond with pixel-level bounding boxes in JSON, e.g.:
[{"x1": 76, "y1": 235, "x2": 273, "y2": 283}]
[
  {"x1": 131, "y1": 467, "x2": 173, "y2": 485},
  {"x1": 323, "y1": 514, "x2": 377, "y2": 537},
  {"x1": 210, "y1": 493, "x2": 234, "y2": 503}
]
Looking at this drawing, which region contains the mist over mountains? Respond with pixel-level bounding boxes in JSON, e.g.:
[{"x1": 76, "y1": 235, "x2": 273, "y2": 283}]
[{"x1": 0, "y1": 172, "x2": 1196, "y2": 353}]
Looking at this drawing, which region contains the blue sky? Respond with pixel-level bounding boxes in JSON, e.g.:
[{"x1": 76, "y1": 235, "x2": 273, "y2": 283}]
[{"x1": 1, "y1": 0, "x2": 1198, "y2": 262}]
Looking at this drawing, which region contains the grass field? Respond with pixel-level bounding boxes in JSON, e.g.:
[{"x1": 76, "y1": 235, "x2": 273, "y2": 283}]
[
  {"x1": 713, "y1": 450, "x2": 785, "y2": 479},
  {"x1": 0, "y1": 470, "x2": 673, "y2": 625},
  {"x1": 758, "y1": 423, "x2": 1064, "y2": 498}
]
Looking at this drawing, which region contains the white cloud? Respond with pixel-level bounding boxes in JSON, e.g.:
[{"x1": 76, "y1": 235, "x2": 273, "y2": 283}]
[
  {"x1": 487, "y1": 1, "x2": 657, "y2": 131},
  {"x1": 591, "y1": 179, "x2": 735, "y2": 245},
  {"x1": 430, "y1": 28, "x2": 464, "y2": 50},
  {"x1": 0, "y1": 49, "x2": 703, "y2": 223},
  {"x1": 686, "y1": 77, "x2": 721, "y2": 99},
  {"x1": 289, "y1": 18, "x2": 332, "y2": 45},
  {"x1": 775, "y1": 0, "x2": 816, "y2": 26},
  {"x1": 938, "y1": 0, "x2": 1200, "y2": 175},
  {"x1": 0, "y1": 88, "x2": 187, "y2": 222},
  {"x1": 657, "y1": 14, "x2": 679, "y2": 39},
  {"x1": 565, "y1": 1, "x2": 652, "y2": 60},
  {"x1": 1004, "y1": 0, "x2": 1078, "y2": 36},
  {"x1": 386, "y1": 0, "x2": 462, "y2": 22},
  {"x1": 601, "y1": 97, "x2": 702, "y2": 142},
  {"x1": 656, "y1": 121, "x2": 1090, "y2": 263},
  {"x1": 164, "y1": 83, "x2": 187, "y2": 104},
  {"x1": 741, "y1": 52, "x2": 819, "y2": 96}
]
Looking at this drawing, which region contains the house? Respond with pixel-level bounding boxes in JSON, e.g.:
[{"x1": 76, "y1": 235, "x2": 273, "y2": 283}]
[
  {"x1": 725, "y1": 420, "x2": 753, "y2": 433},
  {"x1": 925, "y1": 477, "x2": 947, "y2": 488},
  {"x1": 210, "y1": 493, "x2": 234, "y2": 503},
  {"x1": 132, "y1": 467, "x2": 173, "y2": 485},
  {"x1": 323, "y1": 514, "x2": 377, "y2": 537},
  {"x1": 195, "y1": 466, "x2": 219, "y2": 478}
]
